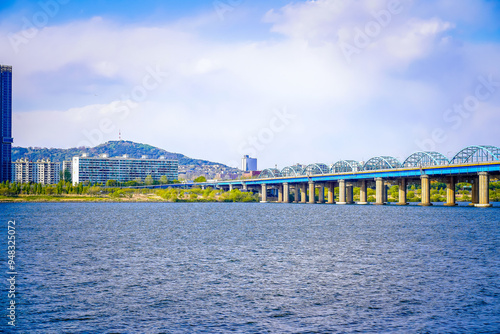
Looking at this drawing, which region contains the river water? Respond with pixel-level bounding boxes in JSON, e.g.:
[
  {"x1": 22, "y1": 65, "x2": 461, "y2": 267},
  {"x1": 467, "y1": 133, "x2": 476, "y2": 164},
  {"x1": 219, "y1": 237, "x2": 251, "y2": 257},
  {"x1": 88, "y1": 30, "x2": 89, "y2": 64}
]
[{"x1": 1, "y1": 203, "x2": 499, "y2": 333}]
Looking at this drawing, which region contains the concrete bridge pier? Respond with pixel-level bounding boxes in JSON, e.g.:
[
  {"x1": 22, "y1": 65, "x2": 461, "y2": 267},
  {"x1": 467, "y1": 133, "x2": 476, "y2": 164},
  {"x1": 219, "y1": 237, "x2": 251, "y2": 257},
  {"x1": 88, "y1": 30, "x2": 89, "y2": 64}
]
[
  {"x1": 300, "y1": 183, "x2": 307, "y2": 203},
  {"x1": 308, "y1": 181, "x2": 315, "y2": 204},
  {"x1": 358, "y1": 180, "x2": 368, "y2": 204},
  {"x1": 346, "y1": 185, "x2": 354, "y2": 204},
  {"x1": 419, "y1": 175, "x2": 432, "y2": 206},
  {"x1": 294, "y1": 184, "x2": 299, "y2": 203},
  {"x1": 318, "y1": 183, "x2": 325, "y2": 204},
  {"x1": 260, "y1": 183, "x2": 267, "y2": 203},
  {"x1": 375, "y1": 178, "x2": 385, "y2": 205},
  {"x1": 398, "y1": 178, "x2": 408, "y2": 205},
  {"x1": 283, "y1": 182, "x2": 289, "y2": 203},
  {"x1": 444, "y1": 176, "x2": 457, "y2": 206},
  {"x1": 327, "y1": 182, "x2": 335, "y2": 204},
  {"x1": 471, "y1": 177, "x2": 479, "y2": 205},
  {"x1": 338, "y1": 179, "x2": 347, "y2": 204},
  {"x1": 242, "y1": 183, "x2": 247, "y2": 191},
  {"x1": 476, "y1": 172, "x2": 492, "y2": 207},
  {"x1": 229, "y1": 184, "x2": 233, "y2": 191},
  {"x1": 278, "y1": 184, "x2": 283, "y2": 203}
]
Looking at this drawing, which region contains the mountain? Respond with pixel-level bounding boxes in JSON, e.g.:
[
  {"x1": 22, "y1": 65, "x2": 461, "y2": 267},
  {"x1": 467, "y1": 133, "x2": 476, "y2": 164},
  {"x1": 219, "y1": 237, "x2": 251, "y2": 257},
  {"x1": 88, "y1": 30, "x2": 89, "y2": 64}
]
[{"x1": 12, "y1": 140, "x2": 226, "y2": 167}]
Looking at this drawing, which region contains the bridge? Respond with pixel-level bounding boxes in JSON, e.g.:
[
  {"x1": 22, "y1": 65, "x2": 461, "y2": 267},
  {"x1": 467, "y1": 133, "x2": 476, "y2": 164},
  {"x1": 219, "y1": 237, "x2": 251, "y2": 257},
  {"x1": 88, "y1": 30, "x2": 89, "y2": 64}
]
[{"x1": 218, "y1": 145, "x2": 500, "y2": 208}]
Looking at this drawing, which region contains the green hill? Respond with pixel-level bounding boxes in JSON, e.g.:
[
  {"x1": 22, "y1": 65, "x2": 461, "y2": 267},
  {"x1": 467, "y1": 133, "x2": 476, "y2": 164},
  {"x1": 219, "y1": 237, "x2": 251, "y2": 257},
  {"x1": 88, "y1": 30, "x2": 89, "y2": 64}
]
[{"x1": 12, "y1": 140, "x2": 223, "y2": 167}]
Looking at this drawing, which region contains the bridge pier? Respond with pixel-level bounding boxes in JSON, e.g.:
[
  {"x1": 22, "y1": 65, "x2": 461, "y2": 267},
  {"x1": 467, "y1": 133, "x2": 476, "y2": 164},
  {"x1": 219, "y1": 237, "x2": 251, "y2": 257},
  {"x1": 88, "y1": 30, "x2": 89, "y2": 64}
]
[
  {"x1": 476, "y1": 172, "x2": 492, "y2": 207},
  {"x1": 318, "y1": 184, "x2": 325, "y2": 203},
  {"x1": 229, "y1": 184, "x2": 233, "y2": 191},
  {"x1": 346, "y1": 185, "x2": 354, "y2": 204},
  {"x1": 375, "y1": 178, "x2": 385, "y2": 205},
  {"x1": 338, "y1": 179, "x2": 347, "y2": 204},
  {"x1": 327, "y1": 182, "x2": 335, "y2": 204},
  {"x1": 242, "y1": 182, "x2": 247, "y2": 191},
  {"x1": 358, "y1": 180, "x2": 368, "y2": 204},
  {"x1": 283, "y1": 182, "x2": 289, "y2": 203},
  {"x1": 278, "y1": 184, "x2": 283, "y2": 203},
  {"x1": 308, "y1": 181, "x2": 315, "y2": 204},
  {"x1": 398, "y1": 178, "x2": 408, "y2": 205},
  {"x1": 260, "y1": 183, "x2": 267, "y2": 203},
  {"x1": 293, "y1": 184, "x2": 299, "y2": 203},
  {"x1": 471, "y1": 178, "x2": 479, "y2": 205},
  {"x1": 444, "y1": 176, "x2": 457, "y2": 206},
  {"x1": 420, "y1": 175, "x2": 432, "y2": 206},
  {"x1": 301, "y1": 183, "x2": 307, "y2": 203}
]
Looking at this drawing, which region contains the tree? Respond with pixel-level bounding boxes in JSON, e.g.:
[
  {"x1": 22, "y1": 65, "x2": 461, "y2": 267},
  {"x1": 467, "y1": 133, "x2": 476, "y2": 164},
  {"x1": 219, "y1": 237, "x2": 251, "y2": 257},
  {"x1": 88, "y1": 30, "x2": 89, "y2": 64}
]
[
  {"x1": 193, "y1": 176, "x2": 207, "y2": 183},
  {"x1": 145, "y1": 175, "x2": 154, "y2": 185},
  {"x1": 106, "y1": 180, "x2": 118, "y2": 187},
  {"x1": 160, "y1": 175, "x2": 168, "y2": 184},
  {"x1": 64, "y1": 169, "x2": 72, "y2": 183}
]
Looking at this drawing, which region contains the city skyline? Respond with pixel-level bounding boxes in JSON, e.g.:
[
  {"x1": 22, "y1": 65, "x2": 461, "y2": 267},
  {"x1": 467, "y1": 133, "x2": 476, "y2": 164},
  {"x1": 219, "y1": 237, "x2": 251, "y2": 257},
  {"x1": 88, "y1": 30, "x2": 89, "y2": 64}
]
[{"x1": 1, "y1": 0, "x2": 500, "y2": 169}]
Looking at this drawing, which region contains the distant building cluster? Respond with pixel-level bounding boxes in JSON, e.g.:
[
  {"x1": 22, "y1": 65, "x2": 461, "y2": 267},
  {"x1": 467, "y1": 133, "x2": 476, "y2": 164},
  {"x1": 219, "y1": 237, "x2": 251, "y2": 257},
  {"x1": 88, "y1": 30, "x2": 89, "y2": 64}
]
[
  {"x1": 178, "y1": 164, "x2": 241, "y2": 181},
  {"x1": 72, "y1": 154, "x2": 178, "y2": 185},
  {"x1": 12, "y1": 158, "x2": 61, "y2": 184}
]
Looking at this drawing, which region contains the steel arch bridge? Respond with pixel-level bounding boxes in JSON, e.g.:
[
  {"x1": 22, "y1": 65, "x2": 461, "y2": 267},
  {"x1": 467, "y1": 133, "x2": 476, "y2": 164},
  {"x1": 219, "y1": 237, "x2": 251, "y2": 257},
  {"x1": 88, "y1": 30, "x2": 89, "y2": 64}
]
[
  {"x1": 280, "y1": 165, "x2": 304, "y2": 177},
  {"x1": 402, "y1": 151, "x2": 449, "y2": 168},
  {"x1": 451, "y1": 145, "x2": 500, "y2": 164},
  {"x1": 303, "y1": 163, "x2": 329, "y2": 175},
  {"x1": 255, "y1": 145, "x2": 500, "y2": 178},
  {"x1": 258, "y1": 168, "x2": 281, "y2": 178},
  {"x1": 330, "y1": 160, "x2": 362, "y2": 173},
  {"x1": 363, "y1": 156, "x2": 401, "y2": 171}
]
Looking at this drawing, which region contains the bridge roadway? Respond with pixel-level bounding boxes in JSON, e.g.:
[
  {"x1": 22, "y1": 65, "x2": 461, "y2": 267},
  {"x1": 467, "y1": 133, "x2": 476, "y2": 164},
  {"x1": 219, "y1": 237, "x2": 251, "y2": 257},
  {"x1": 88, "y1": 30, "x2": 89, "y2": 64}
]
[{"x1": 218, "y1": 161, "x2": 500, "y2": 207}]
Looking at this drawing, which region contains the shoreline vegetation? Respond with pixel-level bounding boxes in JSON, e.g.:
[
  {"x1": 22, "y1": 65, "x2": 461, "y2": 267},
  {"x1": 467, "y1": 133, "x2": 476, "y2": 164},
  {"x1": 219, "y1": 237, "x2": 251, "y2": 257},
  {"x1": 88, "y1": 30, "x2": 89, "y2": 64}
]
[{"x1": 0, "y1": 180, "x2": 499, "y2": 203}]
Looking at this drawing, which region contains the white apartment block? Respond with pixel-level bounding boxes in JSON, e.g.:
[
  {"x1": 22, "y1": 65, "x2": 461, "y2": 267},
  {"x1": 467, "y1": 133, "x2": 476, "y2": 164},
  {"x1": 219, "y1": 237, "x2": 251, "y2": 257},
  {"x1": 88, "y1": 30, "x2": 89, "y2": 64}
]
[
  {"x1": 72, "y1": 154, "x2": 178, "y2": 185},
  {"x1": 12, "y1": 158, "x2": 61, "y2": 184}
]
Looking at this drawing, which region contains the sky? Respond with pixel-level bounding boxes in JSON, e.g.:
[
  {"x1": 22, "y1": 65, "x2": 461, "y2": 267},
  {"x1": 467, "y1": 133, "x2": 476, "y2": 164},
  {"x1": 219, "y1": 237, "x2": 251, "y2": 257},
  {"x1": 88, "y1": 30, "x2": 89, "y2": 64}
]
[{"x1": 1, "y1": 0, "x2": 499, "y2": 169}]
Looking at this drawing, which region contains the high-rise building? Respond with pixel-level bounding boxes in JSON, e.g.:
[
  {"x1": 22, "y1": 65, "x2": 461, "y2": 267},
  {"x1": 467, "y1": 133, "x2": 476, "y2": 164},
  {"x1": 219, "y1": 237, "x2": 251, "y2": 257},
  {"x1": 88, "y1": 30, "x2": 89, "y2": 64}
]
[
  {"x1": 0, "y1": 65, "x2": 13, "y2": 182},
  {"x1": 12, "y1": 159, "x2": 61, "y2": 184},
  {"x1": 241, "y1": 155, "x2": 257, "y2": 171}
]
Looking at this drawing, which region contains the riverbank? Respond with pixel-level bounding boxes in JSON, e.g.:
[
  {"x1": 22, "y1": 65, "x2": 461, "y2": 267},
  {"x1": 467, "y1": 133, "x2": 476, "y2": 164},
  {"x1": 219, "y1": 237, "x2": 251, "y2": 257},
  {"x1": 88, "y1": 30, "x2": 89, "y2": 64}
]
[{"x1": 0, "y1": 188, "x2": 260, "y2": 203}]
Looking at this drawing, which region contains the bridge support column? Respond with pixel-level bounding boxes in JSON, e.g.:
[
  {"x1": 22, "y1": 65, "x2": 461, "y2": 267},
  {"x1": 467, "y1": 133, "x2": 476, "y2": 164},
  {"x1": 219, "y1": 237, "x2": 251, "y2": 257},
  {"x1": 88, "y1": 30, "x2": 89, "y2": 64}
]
[
  {"x1": 420, "y1": 175, "x2": 432, "y2": 206},
  {"x1": 308, "y1": 181, "x2": 315, "y2": 204},
  {"x1": 327, "y1": 182, "x2": 335, "y2": 204},
  {"x1": 283, "y1": 183, "x2": 289, "y2": 203},
  {"x1": 375, "y1": 178, "x2": 385, "y2": 205},
  {"x1": 475, "y1": 172, "x2": 492, "y2": 207},
  {"x1": 318, "y1": 184, "x2": 325, "y2": 204},
  {"x1": 261, "y1": 184, "x2": 267, "y2": 203},
  {"x1": 444, "y1": 176, "x2": 457, "y2": 206},
  {"x1": 242, "y1": 183, "x2": 247, "y2": 191},
  {"x1": 301, "y1": 183, "x2": 307, "y2": 203},
  {"x1": 359, "y1": 180, "x2": 368, "y2": 204},
  {"x1": 346, "y1": 185, "x2": 354, "y2": 204},
  {"x1": 398, "y1": 178, "x2": 408, "y2": 205},
  {"x1": 229, "y1": 184, "x2": 233, "y2": 191},
  {"x1": 338, "y1": 180, "x2": 347, "y2": 204},
  {"x1": 471, "y1": 178, "x2": 479, "y2": 205},
  {"x1": 278, "y1": 184, "x2": 283, "y2": 203},
  {"x1": 294, "y1": 184, "x2": 299, "y2": 203}
]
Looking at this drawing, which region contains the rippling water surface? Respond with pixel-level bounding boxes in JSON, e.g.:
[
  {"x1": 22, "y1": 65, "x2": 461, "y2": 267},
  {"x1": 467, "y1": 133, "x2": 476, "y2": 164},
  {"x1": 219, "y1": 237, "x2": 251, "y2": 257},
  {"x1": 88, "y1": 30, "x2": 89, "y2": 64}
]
[{"x1": 1, "y1": 203, "x2": 499, "y2": 333}]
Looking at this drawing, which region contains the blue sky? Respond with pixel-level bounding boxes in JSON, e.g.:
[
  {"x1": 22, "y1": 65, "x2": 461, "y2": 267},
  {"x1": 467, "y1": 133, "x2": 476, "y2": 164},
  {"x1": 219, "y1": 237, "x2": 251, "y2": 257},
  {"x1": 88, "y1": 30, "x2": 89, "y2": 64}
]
[{"x1": 1, "y1": 0, "x2": 499, "y2": 169}]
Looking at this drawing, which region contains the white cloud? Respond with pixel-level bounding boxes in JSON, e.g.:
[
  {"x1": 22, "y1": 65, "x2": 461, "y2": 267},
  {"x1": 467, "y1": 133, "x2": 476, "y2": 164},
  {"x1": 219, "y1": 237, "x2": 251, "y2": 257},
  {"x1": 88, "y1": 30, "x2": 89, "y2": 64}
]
[{"x1": 2, "y1": 0, "x2": 500, "y2": 168}]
